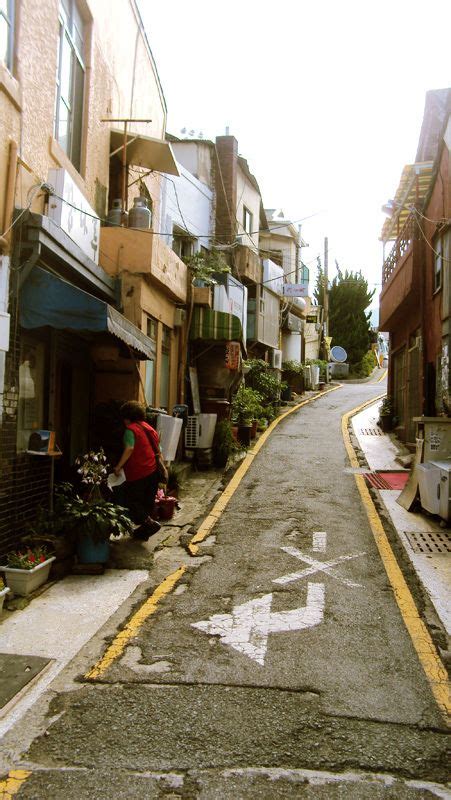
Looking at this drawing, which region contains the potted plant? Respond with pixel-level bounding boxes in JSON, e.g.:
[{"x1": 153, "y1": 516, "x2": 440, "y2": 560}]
[
  {"x1": 282, "y1": 360, "x2": 304, "y2": 395},
  {"x1": 21, "y1": 490, "x2": 77, "y2": 579},
  {"x1": 212, "y1": 419, "x2": 241, "y2": 467},
  {"x1": 166, "y1": 464, "x2": 182, "y2": 498},
  {"x1": 154, "y1": 488, "x2": 177, "y2": 521},
  {"x1": 62, "y1": 450, "x2": 134, "y2": 564},
  {"x1": 0, "y1": 577, "x2": 10, "y2": 611},
  {"x1": 0, "y1": 546, "x2": 55, "y2": 597},
  {"x1": 378, "y1": 397, "x2": 394, "y2": 432},
  {"x1": 231, "y1": 386, "x2": 264, "y2": 447}
]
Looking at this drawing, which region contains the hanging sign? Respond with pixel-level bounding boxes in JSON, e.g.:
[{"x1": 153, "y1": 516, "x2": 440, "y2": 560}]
[
  {"x1": 225, "y1": 341, "x2": 240, "y2": 370},
  {"x1": 283, "y1": 282, "x2": 309, "y2": 297}
]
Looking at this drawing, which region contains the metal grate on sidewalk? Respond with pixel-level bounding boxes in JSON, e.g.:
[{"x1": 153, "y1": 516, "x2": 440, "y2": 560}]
[
  {"x1": 404, "y1": 530, "x2": 451, "y2": 555},
  {"x1": 359, "y1": 427, "x2": 383, "y2": 436}
]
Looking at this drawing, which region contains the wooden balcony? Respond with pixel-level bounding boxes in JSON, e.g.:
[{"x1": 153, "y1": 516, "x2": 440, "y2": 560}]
[
  {"x1": 99, "y1": 226, "x2": 188, "y2": 302},
  {"x1": 233, "y1": 244, "x2": 262, "y2": 285},
  {"x1": 379, "y1": 215, "x2": 421, "y2": 331}
]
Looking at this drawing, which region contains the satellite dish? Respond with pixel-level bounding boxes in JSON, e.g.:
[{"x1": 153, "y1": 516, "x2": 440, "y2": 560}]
[{"x1": 330, "y1": 345, "x2": 347, "y2": 363}]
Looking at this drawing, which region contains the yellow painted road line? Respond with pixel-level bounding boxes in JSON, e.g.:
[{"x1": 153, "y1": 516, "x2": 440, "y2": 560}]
[
  {"x1": 0, "y1": 770, "x2": 31, "y2": 799},
  {"x1": 343, "y1": 400, "x2": 451, "y2": 724},
  {"x1": 85, "y1": 566, "x2": 186, "y2": 679},
  {"x1": 188, "y1": 385, "x2": 342, "y2": 554},
  {"x1": 376, "y1": 369, "x2": 388, "y2": 383}
]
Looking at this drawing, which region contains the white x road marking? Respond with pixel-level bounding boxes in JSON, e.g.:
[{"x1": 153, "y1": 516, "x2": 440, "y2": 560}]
[{"x1": 273, "y1": 546, "x2": 365, "y2": 588}]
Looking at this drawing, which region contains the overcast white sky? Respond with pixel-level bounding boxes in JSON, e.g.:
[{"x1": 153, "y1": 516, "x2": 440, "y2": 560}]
[{"x1": 139, "y1": 0, "x2": 450, "y2": 309}]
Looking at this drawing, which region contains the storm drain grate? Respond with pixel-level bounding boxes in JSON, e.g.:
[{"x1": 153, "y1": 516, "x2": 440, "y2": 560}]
[
  {"x1": 360, "y1": 427, "x2": 383, "y2": 436},
  {"x1": 404, "y1": 530, "x2": 451, "y2": 555}
]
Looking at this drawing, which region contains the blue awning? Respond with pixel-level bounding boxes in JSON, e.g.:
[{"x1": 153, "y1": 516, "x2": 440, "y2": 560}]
[{"x1": 19, "y1": 267, "x2": 156, "y2": 360}]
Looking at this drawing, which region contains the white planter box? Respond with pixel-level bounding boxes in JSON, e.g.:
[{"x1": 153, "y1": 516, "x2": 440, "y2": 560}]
[
  {"x1": 0, "y1": 586, "x2": 10, "y2": 611},
  {"x1": 0, "y1": 557, "x2": 55, "y2": 597}
]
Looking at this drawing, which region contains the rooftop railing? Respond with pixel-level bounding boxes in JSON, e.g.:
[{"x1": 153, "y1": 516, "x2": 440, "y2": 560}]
[{"x1": 382, "y1": 214, "x2": 416, "y2": 285}]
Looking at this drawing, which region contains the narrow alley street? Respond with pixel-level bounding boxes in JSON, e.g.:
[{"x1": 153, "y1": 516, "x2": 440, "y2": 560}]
[{"x1": 2, "y1": 378, "x2": 449, "y2": 799}]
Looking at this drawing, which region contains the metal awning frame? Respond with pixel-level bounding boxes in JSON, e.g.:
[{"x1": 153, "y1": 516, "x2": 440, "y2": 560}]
[{"x1": 380, "y1": 161, "x2": 434, "y2": 243}]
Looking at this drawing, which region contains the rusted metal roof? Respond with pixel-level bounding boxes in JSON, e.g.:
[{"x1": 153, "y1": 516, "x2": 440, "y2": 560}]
[{"x1": 380, "y1": 161, "x2": 434, "y2": 242}]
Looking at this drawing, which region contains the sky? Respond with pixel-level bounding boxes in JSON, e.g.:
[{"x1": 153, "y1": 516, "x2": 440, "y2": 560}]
[{"x1": 138, "y1": 0, "x2": 451, "y2": 310}]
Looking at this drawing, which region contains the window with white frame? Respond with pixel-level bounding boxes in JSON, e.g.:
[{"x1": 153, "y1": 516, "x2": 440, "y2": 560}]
[
  {"x1": 434, "y1": 236, "x2": 443, "y2": 292},
  {"x1": 243, "y1": 206, "x2": 253, "y2": 236},
  {"x1": 54, "y1": 0, "x2": 85, "y2": 172},
  {"x1": 0, "y1": 0, "x2": 14, "y2": 71}
]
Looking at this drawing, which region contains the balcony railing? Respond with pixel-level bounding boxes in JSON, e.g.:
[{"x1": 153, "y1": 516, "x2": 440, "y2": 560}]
[{"x1": 382, "y1": 214, "x2": 416, "y2": 284}]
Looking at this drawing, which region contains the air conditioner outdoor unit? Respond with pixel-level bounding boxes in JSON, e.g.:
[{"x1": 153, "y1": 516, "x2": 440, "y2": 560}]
[
  {"x1": 174, "y1": 308, "x2": 186, "y2": 327},
  {"x1": 185, "y1": 413, "x2": 217, "y2": 449},
  {"x1": 271, "y1": 349, "x2": 282, "y2": 369}
]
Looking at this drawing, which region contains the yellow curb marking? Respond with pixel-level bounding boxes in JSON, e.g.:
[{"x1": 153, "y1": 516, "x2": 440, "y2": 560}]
[
  {"x1": 343, "y1": 398, "x2": 451, "y2": 724},
  {"x1": 85, "y1": 566, "x2": 186, "y2": 679},
  {"x1": 188, "y1": 385, "x2": 342, "y2": 554},
  {"x1": 0, "y1": 770, "x2": 31, "y2": 799}
]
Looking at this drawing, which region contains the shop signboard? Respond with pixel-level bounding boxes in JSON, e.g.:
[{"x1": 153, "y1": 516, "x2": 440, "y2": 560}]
[
  {"x1": 225, "y1": 341, "x2": 240, "y2": 370},
  {"x1": 283, "y1": 282, "x2": 309, "y2": 297},
  {"x1": 48, "y1": 168, "x2": 100, "y2": 263}
]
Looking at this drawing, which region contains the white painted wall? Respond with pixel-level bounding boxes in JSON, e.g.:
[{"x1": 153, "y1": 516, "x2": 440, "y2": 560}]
[
  {"x1": 161, "y1": 164, "x2": 213, "y2": 251},
  {"x1": 236, "y1": 166, "x2": 261, "y2": 251}
]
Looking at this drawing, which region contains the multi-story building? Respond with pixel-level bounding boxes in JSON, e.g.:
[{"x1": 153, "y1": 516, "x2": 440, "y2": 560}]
[
  {"x1": 260, "y1": 210, "x2": 308, "y2": 363},
  {"x1": 0, "y1": 0, "x2": 183, "y2": 553},
  {"x1": 379, "y1": 88, "x2": 451, "y2": 445}
]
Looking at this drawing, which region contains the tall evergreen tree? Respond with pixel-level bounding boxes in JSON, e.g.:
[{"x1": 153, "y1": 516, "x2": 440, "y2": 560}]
[
  {"x1": 328, "y1": 267, "x2": 375, "y2": 364},
  {"x1": 313, "y1": 257, "x2": 324, "y2": 306}
]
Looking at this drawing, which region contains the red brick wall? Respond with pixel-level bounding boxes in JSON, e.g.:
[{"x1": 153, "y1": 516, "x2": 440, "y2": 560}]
[
  {"x1": 215, "y1": 136, "x2": 238, "y2": 244},
  {"x1": 0, "y1": 320, "x2": 50, "y2": 558}
]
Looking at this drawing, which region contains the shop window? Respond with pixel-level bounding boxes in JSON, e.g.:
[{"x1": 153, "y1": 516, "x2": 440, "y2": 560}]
[
  {"x1": 145, "y1": 360, "x2": 155, "y2": 407},
  {"x1": 145, "y1": 315, "x2": 157, "y2": 406},
  {"x1": 54, "y1": 0, "x2": 85, "y2": 172},
  {"x1": 243, "y1": 206, "x2": 253, "y2": 235},
  {"x1": 159, "y1": 325, "x2": 171, "y2": 409},
  {"x1": 146, "y1": 315, "x2": 158, "y2": 340},
  {"x1": 434, "y1": 237, "x2": 442, "y2": 292},
  {"x1": 0, "y1": 0, "x2": 14, "y2": 71},
  {"x1": 17, "y1": 340, "x2": 46, "y2": 452}
]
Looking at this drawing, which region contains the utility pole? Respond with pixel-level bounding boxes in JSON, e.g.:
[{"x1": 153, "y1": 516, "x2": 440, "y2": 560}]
[{"x1": 323, "y1": 236, "x2": 329, "y2": 337}]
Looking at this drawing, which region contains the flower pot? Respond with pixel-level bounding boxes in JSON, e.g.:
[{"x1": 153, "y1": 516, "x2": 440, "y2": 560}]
[
  {"x1": 379, "y1": 416, "x2": 393, "y2": 433},
  {"x1": 281, "y1": 386, "x2": 292, "y2": 401},
  {"x1": 0, "y1": 586, "x2": 10, "y2": 612},
  {"x1": 250, "y1": 419, "x2": 258, "y2": 439},
  {"x1": 76, "y1": 535, "x2": 110, "y2": 565},
  {"x1": 237, "y1": 424, "x2": 252, "y2": 447},
  {"x1": 231, "y1": 426, "x2": 239, "y2": 442},
  {"x1": 157, "y1": 498, "x2": 176, "y2": 520},
  {"x1": 0, "y1": 557, "x2": 56, "y2": 597}
]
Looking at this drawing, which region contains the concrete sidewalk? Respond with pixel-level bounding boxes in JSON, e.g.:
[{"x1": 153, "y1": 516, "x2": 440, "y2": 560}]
[
  {"x1": 0, "y1": 467, "x2": 224, "y2": 738},
  {"x1": 351, "y1": 400, "x2": 451, "y2": 662}
]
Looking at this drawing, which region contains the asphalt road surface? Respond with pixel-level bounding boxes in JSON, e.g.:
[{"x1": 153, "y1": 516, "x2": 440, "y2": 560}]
[{"x1": 8, "y1": 380, "x2": 451, "y2": 798}]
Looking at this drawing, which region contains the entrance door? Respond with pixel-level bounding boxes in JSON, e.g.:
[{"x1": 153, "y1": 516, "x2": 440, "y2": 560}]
[
  {"x1": 392, "y1": 347, "x2": 406, "y2": 430},
  {"x1": 406, "y1": 344, "x2": 421, "y2": 442}
]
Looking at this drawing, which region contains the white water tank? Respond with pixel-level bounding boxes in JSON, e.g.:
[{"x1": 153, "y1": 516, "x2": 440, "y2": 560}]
[{"x1": 157, "y1": 414, "x2": 183, "y2": 462}]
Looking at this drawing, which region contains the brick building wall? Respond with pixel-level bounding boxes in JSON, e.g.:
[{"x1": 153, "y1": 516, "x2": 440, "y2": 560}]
[
  {"x1": 0, "y1": 309, "x2": 50, "y2": 558},
  {"x1": 215, "y1": 136, "x2": 238, "y2": 244}
]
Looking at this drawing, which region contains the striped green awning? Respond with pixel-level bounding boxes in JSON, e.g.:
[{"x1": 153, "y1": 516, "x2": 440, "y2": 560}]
[{"x1": 190, "y1": 307, "x2": 243, "y2": 343}]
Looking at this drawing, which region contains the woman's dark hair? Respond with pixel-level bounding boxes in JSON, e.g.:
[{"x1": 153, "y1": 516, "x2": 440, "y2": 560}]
[{"x1": 120, "y1": 401, "x2": 146, "y2": 422}]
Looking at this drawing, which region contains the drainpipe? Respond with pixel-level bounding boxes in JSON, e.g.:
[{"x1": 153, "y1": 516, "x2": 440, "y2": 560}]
[{"x1": 1, "y1": 140, "x2": 18, "y2": 252}]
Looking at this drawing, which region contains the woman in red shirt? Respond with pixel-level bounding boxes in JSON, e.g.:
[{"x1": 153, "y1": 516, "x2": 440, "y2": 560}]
[{"x1": 114, "y1": 401, "x2": 168, "y2": 540}]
